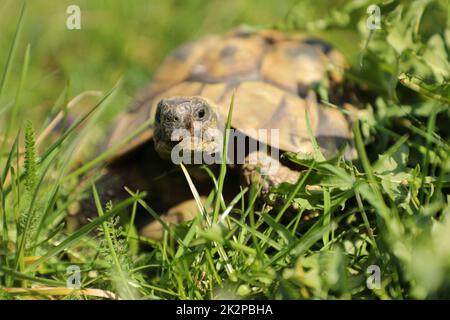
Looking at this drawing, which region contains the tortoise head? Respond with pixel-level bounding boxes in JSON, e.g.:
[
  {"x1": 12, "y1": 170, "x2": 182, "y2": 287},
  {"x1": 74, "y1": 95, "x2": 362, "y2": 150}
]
[{"x1": 153, "y1": 96, "x2": 223, "y2": 161}]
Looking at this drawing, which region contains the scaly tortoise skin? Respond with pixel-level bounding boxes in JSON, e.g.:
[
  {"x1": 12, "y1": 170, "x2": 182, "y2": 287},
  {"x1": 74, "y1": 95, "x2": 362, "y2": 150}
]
[{"x1": 92, "y1": 28, "x2": 356, "y2": 239}]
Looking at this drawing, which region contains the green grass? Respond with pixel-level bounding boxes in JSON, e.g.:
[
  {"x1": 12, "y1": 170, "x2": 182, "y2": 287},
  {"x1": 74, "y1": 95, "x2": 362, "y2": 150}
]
[{"x1": 1, "y1": 0, "x2": 450, "y2": 300}]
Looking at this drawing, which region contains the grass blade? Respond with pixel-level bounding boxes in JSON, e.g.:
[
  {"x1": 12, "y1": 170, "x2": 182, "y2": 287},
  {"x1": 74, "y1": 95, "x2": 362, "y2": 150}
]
[
  {"x1": 213, "y1": 92, "x2": 235, "y2": 222},
  {"x1": 25, "y1": 195, "x2": 140, "y2": 272}
]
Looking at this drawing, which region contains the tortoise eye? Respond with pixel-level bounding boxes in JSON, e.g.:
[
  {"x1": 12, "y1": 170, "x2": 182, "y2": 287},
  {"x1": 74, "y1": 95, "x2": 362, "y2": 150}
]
[{"x1": 196, "y1": 108, "x2": 206, "y2": 120}]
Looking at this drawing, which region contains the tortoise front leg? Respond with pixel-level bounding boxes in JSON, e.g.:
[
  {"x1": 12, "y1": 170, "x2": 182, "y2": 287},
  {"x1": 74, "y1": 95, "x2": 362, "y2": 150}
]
[{"x1": 241, "y1": 151, "x2": 300, "y2": 202}]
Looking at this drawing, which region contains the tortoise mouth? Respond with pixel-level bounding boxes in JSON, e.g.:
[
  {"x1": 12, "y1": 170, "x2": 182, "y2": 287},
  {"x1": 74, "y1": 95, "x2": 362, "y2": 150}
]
[{"x1": 155, "y1": 135, "x2": 220, "y2": 163}]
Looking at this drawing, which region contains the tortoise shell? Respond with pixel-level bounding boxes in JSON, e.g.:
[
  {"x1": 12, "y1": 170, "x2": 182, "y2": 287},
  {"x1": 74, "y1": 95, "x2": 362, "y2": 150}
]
[{"x1": 106, "y1": 28, "x2": 353, "y2": 160}]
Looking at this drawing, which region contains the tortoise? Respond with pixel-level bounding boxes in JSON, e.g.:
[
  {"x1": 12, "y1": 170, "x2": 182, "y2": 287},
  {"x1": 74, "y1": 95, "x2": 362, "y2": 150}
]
[{"x1": 81, "y1": 28, "x2": 357, "y2": 239}]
